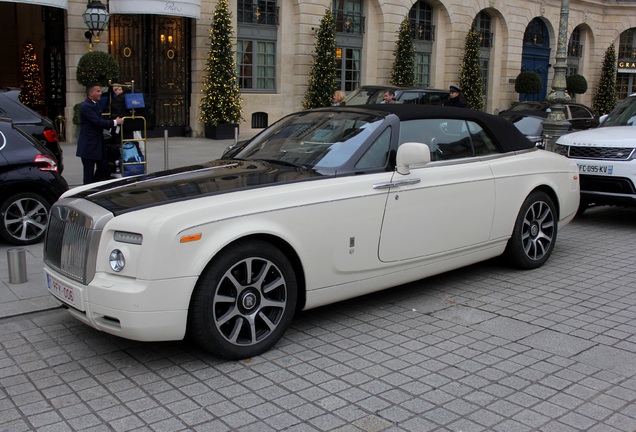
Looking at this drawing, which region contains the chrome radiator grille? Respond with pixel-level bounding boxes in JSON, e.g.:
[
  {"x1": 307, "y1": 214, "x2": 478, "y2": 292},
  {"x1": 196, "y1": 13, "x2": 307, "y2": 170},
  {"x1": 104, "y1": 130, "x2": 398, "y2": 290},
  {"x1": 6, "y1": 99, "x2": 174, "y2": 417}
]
[{"x1": 44, "y1": 203, "x2": 107, "y2": 284}]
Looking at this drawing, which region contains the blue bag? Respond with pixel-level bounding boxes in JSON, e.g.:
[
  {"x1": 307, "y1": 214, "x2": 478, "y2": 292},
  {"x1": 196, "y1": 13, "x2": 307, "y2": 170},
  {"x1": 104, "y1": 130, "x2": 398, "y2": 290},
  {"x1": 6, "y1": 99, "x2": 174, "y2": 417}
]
[{"x1": 121, "y1": 142, "x2": 143, "y2": 162}]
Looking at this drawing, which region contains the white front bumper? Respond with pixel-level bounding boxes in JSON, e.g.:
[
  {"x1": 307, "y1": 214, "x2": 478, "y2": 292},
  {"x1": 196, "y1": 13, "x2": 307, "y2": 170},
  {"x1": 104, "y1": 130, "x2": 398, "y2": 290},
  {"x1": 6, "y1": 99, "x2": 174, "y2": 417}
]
[{"x1": 44, "y1": 266, "x2": 197, "y2": 342}]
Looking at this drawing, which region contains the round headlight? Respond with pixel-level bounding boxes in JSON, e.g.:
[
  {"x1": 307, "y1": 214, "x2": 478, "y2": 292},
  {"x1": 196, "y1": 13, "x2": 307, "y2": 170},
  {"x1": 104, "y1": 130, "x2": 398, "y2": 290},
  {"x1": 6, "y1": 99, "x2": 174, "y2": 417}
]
[{"x1": 109, "y1": 249, "x2": 125, "y2": 272}]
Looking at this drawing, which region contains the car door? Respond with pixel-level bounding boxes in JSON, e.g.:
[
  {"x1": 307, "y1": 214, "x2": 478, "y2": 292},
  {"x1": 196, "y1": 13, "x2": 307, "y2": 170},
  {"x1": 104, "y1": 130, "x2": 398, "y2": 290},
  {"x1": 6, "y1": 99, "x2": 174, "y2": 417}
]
[
  {"x1": 377, "y1": 119, "x2": 496, "y2": 262},
  {"x1": 566, "y1": 104, "x2": 599, "y2": 130}
]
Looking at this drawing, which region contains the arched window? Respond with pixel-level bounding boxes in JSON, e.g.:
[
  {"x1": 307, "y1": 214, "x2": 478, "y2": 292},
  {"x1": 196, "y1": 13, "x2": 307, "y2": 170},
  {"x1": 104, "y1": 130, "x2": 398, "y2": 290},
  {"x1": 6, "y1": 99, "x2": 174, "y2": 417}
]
[
  {"x1": 409, "y1": 1, "x2": 434, "y2": 41},
  {"x1": 523, "y1": 18, "x2": 549, "y2": 47},
  {"x1": 409, "y1": 1, "x2": 434, "y2": 86},
  {"x1": 473, "y1": 11, "x2": 493, "y2": 107},
  {"x1": 617, "y1": 28, "x2": 636, "y2": 99}
]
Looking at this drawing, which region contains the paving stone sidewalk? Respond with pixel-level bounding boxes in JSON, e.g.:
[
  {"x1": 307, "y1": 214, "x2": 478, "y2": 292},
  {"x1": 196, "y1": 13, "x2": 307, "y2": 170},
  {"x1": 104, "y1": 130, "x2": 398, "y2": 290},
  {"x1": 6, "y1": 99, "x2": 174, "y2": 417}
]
[{"x1": 1, "y1": 205, "x2": 635, "y2": 431}]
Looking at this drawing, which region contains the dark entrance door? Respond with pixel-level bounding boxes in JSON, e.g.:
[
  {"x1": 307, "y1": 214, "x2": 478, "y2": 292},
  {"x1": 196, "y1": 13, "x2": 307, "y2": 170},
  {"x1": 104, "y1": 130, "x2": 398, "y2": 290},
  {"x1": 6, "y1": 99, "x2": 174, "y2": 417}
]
[
  {"x1": 521, "y1": 18, "x2": 551, "y2": 101},
  {"x1": 110, "y1": 15, "x2": 191, "y2": 137}
]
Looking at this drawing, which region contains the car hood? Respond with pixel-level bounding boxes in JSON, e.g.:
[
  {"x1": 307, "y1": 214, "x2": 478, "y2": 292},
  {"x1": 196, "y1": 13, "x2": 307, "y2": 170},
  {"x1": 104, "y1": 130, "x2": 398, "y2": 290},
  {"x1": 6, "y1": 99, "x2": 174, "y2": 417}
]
[
  {"x1": 557, "y1": 126, "x2": 636, "y2": 147},
  {"x1": 71, "y1": 159, "x2": 323, "y2": 215}
]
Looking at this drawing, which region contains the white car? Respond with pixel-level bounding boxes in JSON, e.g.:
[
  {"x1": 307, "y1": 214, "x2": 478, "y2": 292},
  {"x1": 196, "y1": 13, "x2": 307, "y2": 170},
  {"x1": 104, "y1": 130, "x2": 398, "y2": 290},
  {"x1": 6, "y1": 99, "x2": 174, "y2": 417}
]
[
  {"x1": 44, "y1": 105, "x2": 580, "y2": 359},
  {"x1": 556, "y1": 93, "x2": 636, "y2": 214}
]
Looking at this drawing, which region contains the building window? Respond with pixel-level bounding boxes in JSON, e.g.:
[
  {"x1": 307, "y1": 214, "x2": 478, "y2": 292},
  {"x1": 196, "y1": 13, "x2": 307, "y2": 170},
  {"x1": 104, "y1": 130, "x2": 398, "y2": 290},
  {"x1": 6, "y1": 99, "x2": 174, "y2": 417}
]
[
  {"x1": 414, "y1": 53, "x2": 430, "y2": 86},
  {"x1": 409, "y1": 1, "x2": 434, "y2": 41},
  {"x1": 333, "y1": 0, "x2": 364, "y2": 34},
  {"x1": 336, "y1": 47, "x2": 360, "y2": 92},
  {"x1": 568, "y1": 27, "x2": 583, "y2": 57},
  {"x1": 523, "y1": 18, "x2": 549, "y2": 47},
  {"x1": 474, "y1": 11, "x2": 493, "y2": 48},
  {"x1": 237, "y1": 0, "x2": 279, "y2": 26},
  {"x1": 237, "y1": 40, "x2": 276, "y2": 91}
]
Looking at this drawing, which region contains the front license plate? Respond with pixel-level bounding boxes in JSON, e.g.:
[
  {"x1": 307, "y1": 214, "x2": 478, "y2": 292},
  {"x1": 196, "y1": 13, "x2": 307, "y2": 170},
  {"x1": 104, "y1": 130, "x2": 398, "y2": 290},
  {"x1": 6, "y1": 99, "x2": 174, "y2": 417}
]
[
  {"x1": 578, "y1": 164, "x2": 613, "y2": 175},
  {"x1": 47, "y1": 274, "x2": 76, "y2": 306}
]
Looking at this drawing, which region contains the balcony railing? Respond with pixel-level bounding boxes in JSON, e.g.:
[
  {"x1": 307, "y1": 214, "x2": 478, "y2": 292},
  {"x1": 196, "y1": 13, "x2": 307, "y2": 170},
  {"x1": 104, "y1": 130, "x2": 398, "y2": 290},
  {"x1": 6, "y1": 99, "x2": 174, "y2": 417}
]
[
  {"x1": 523, "y1": 31, "x2": 549, "y2": 47},
  {"x1": 568, "y1": 43, "x2": 583, "y2": 57},
  {"x1": 410, "y1": 22, "x2": 435, "y2": 42},
  {"x1": 333, "y1": 11, "x2": 365, "y2": 34},
  {"x1": 479, "y1": 31, "x2": 494, "y2": 48},
  {"x1": 237, "y1": 4, "x2": 279, "y2": 26}
]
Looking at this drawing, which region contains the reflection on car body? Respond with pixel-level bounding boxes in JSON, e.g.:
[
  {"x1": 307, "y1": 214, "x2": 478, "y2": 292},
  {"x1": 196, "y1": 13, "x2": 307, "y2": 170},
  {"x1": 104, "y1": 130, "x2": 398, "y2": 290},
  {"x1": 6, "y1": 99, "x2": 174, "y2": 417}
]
[{"x1": 43, "y1": 105, "x2": 580, "y2": 360}]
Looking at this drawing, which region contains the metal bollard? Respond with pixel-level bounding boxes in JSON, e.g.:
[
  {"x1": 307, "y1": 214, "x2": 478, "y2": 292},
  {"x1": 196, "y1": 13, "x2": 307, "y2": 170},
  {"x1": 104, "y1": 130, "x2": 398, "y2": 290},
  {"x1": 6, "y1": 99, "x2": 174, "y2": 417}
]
[{"x1": 7, "y1": 248, "x2": 27, "y2": 284}]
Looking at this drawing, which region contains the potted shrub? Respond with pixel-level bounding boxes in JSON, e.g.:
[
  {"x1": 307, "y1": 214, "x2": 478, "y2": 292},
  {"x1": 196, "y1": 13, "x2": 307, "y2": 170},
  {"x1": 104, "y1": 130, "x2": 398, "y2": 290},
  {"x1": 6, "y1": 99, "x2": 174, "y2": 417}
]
[
  {"x1": 514, "y1": 71, "x2": 542, "y2": 101},
  {"x1": 76, "y1": 51, "x2": 120, "y2": 87},
  {"x1": 566, "y1": 74, "x2": 588, "y2": 100},
  {"x1": 200, "y1": 0, "x2": 243, "y2": 139}
]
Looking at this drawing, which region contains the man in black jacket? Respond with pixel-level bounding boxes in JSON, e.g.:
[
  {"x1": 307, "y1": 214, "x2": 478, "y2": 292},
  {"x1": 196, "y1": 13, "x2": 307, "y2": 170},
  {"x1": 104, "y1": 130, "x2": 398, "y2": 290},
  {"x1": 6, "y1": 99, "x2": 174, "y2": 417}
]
[
  {"x1": 445, "y1": 85, "x2": 468, "y2": 108},
  {"x1": 77, "y1": 84, "x2": 123, "y2": 184}
]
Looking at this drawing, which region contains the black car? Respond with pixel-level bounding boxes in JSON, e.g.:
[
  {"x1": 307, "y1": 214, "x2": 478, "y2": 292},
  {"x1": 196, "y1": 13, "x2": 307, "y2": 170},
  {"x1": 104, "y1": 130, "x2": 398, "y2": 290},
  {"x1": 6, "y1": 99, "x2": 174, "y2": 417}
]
[
  {"x1": 0, "y1": 118, "x2": 68, "y2": 245},
  {"x1": 0, "y1": 87, "x2": 63, "y2": 173},
  {"x1": 345, "y1": 85, "x2": 449, "y2": 106},
  {"x1": 500, "y1": 101, "x2": 599, "y2": 148}
]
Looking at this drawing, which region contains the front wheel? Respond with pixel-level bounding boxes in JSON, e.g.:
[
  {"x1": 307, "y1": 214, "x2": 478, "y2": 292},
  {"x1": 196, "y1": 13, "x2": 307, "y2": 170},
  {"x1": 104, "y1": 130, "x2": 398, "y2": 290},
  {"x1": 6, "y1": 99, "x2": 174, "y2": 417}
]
[
  {"x1": 0, "y1": 192, "x2": 51, "y2": 245},
  {"x1": 503, "y1": 191, "x2": 557, "y2": 269},
  {"x1": 189, "y1": 240, "x2": 298, "y2": 360}
]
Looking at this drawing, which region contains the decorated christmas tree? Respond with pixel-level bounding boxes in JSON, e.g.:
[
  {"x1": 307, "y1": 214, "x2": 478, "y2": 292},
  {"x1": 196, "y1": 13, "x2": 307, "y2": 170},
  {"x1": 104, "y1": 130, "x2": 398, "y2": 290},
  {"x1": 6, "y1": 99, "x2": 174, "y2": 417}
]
[
  {"x1": 458, "y1": 27, "x2": 484, "y2": 111},
  {"x1": 303, "y1": 9, "x2": 337, "y2": 109},
  {"x1": 592, "y1": 44, "x2": 617, "y2": 116},
  {"x1": 390, "y1": 17, "x2": 415, "y2": 87},
  {"x1": 200, "y1": 0, "x2": 242, "y2": 127},
  {"x1": 18, "y1": 42, "x2": 45, "y2": 108}
]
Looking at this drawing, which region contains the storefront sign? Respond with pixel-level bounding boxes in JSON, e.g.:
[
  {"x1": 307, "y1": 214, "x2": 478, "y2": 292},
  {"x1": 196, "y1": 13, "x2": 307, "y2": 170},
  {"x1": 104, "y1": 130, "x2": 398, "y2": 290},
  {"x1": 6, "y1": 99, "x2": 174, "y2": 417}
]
[{"x1": 618, "y1": 59, "x2": 636, "y2": 73}]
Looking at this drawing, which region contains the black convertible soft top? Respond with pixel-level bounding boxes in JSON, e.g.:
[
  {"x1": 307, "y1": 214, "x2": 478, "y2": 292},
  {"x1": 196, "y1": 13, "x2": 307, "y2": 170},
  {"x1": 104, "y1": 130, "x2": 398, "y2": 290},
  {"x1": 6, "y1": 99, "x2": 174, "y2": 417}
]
[{"x1": 314, "y1": 104, "x2": 535, "y2": 153}]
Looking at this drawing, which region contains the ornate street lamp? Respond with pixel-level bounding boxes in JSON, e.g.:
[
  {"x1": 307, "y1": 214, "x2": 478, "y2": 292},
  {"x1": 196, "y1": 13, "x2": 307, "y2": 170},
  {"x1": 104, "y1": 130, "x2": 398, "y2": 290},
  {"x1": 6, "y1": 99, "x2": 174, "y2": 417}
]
[
  {"x1": 83, "y1": 0, "x2": 110, "y2": 45},
  {"x1": 543, "y1": 0, "x2": 571, "y2": 151}
]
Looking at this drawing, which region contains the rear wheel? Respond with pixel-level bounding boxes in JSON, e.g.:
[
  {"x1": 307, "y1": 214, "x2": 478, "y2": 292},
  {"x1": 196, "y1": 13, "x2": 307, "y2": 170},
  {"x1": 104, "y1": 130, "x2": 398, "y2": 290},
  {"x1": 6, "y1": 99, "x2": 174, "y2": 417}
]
[
  {"x1": 504, "y1": 191, "x2": 557, "y2": 269},
  {"x1": 0, "y1": 192, "x2": 51, "y2": 245},
  {"x1": 189, "y1": 240, "x2": 297, "y2": 360}
]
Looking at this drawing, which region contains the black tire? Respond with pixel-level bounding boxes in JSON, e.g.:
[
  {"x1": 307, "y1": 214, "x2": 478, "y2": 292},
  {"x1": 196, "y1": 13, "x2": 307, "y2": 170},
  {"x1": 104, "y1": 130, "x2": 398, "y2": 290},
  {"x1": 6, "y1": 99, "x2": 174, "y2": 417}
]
[
  {"x1": 0, "y1": 192, "x2": 51, "y2": 245},
  {"x1": 189, "y1": 240, "x2": 298, "y2": 360},
  {"x1": 503, "y1": 191, "x2": 557, "y2": 269}
]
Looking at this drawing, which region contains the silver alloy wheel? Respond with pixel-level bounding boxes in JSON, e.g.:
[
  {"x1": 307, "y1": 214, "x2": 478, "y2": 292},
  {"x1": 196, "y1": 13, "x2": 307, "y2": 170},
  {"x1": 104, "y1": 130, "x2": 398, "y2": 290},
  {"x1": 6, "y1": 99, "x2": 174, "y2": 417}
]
[
  {"x1": 521, "y1": 199, "x2": 555, "y2": 261},
  {"x1": 2, "y1": 195, "x2": 49, "y2": 244},
  {"x1": 213, "y1": 256, "x2": 288, "y2": 346}
]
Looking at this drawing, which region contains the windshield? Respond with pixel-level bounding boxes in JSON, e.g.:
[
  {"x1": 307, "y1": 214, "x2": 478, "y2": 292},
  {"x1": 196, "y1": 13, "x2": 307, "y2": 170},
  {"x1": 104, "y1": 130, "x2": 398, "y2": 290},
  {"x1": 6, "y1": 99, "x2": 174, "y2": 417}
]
[
  {"x1": 236, "y1": 110, "x2": 385, "y2": 170},
  {"x1": 345, "y1": 87, "x2": 385, "y2": 105},
  {"x1": 601, "y1": 96, "x2": 636, "y2": 127}
]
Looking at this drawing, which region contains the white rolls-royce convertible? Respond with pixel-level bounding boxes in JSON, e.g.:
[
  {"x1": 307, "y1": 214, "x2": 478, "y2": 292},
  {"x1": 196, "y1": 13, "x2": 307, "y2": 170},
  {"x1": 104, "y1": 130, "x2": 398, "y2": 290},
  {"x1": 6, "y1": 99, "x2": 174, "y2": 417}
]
[{"x1": 44, "y1": 105, "x2": 580, "y2": 359}]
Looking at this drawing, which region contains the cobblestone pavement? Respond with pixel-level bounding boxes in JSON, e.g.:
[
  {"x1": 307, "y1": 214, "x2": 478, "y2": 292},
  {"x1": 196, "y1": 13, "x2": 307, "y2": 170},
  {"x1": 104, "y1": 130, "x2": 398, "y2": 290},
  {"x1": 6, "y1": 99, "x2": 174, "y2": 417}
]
[{"x1": 1, "y1": 206, "x2": 636, "y2": 431}]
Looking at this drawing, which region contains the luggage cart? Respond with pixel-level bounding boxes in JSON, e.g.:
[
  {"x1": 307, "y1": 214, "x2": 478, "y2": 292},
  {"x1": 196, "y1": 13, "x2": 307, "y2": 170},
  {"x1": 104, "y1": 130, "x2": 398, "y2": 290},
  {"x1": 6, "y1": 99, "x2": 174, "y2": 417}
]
[
  {"x1": 120, "y1": 115, "x2": 147, "y2": 176},
  {"x1": 109, "y1": 80, "x2": 147, "y2": 177}
]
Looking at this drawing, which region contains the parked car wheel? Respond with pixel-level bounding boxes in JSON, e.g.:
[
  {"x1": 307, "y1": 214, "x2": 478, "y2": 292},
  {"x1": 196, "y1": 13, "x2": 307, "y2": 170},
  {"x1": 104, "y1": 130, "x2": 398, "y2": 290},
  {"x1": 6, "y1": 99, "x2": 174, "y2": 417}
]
[
  {"x1": 189, "y1": 240, "x2": 298, "y2": 359},
  {"x1": 504, "y1": 191, "x2": 557, "y2": 269},
  {"x1": 0, "y1": 192, "x2": 51, "y2": 245}
]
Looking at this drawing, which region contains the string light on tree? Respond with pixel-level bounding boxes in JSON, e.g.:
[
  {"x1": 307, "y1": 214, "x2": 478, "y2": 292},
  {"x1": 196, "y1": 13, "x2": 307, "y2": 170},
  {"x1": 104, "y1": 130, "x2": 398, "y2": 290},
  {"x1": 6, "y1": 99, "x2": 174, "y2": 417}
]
[
  {"x1": 303, "y1": 9, "x2": 337, "y2": 110},
  {"x1": 199, "y1": 0, "x2": 243, "y2": 128},
  {"x1": 18, "y1": 41, "x2": 45, "y2": 109},
  {"x1": 593, "y1": 44, "x2": 618, "y2": 116},
  {"x1": 458, "y1": 27, "x2": 484, "y2": 111},
  {"x1": 390, "y1": 17, "x2": 415, "y2": 87}
]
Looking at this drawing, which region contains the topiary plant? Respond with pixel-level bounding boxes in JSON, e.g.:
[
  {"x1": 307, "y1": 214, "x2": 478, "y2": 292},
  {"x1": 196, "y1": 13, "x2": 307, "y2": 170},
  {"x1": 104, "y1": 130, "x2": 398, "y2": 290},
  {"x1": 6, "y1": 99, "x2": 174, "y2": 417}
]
[
  {"x1": 515, "y1": 71, "x2": 542, "y2": 99},
  {"x1": 76, "y1": 51, "x2": 120, "y2": 87},
  {"x1": 566, "y1": 74, "x2": 588, "y2": 95}
]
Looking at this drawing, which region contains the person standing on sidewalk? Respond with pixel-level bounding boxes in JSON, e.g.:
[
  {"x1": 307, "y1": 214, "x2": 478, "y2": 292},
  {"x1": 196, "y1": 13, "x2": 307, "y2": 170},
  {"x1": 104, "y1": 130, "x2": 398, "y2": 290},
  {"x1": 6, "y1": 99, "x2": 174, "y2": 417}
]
[{"x1": 77, "y1": 84, "x2": 123, "y2": 184}]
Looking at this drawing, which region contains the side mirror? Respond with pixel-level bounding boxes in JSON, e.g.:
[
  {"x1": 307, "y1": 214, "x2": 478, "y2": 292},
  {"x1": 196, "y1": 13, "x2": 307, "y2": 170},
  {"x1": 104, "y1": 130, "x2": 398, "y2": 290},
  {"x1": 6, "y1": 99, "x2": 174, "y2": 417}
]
[
  {"x1": 396, "y1": 142, "x2": 431, "y2": 175},
  {"x1": 599, "y1": 114, "x2": 608, "y2": 124}
]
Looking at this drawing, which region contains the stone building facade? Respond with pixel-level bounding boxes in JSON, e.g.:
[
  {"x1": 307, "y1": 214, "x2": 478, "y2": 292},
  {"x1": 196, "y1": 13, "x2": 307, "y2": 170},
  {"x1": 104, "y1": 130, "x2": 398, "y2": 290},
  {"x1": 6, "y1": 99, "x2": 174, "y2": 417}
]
[{"x1": 1, "y1": 0, "x2": 636, "y2": 139}]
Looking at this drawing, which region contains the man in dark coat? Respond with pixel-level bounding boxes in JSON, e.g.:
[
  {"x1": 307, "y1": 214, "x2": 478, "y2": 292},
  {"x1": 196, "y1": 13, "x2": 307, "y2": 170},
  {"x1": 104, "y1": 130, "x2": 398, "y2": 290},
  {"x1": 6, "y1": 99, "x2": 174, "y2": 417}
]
[
  {"x1": 444, "y1": 85, "x2": 468, "y2": 108},
  {"x1": 77, "y1": 84, "x2": 123, "y2": 184}
]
